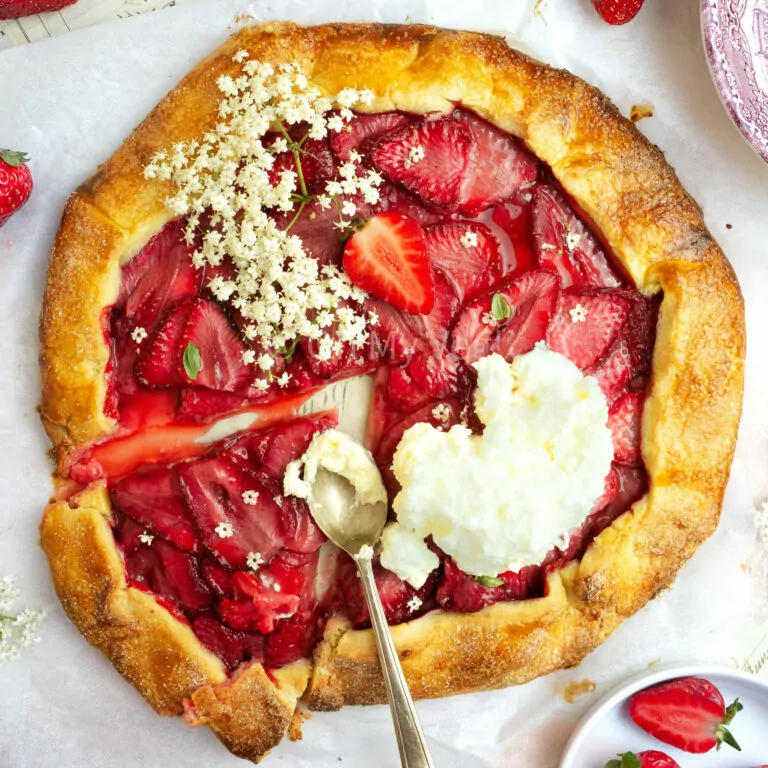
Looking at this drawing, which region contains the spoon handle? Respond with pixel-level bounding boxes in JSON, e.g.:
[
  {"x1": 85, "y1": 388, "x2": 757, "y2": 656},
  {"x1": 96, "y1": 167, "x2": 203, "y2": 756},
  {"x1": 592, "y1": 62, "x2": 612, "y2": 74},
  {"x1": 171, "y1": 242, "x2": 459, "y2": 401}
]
[{"x1": 356, "y1": 556, "x2": 435, "y2": 768}]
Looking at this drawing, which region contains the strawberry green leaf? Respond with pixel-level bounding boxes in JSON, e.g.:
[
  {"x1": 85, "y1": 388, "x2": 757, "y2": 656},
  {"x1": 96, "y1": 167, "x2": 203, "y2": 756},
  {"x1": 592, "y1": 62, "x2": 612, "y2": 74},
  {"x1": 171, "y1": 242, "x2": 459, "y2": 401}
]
[
  {"x1": 716, "y1": 725, "x2": 741, "y2": 752},
  {"x1": 605, "y1": 753, "x2": 642, "y2": 768},
  {"x1": 183, "y1": 342, "x2": 201, "y2": 381},
  {"x1": 0, "y1": 149, "x2": 30, "y2": 167},
  {"x1": 476, "y1": 575, "x2": 503, "y2": 588},
  {"x1": 491, "y1": 293, "x2": 511, "y2": 322}
]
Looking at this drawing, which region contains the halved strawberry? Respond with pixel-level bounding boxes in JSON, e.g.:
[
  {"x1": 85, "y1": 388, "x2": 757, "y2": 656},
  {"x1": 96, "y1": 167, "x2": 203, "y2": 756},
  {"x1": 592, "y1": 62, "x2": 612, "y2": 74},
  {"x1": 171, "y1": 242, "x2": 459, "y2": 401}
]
[
  {"x1": 269, "y1": 138, "x2": 335, "y2": 193},
  {"x1": 178, "y1": 456, "x2": 287, "y2": 569},
  {"x1": 136, "y1": 300, "x2": 194, "y2": 387},
  {"x1": 178, "y1": 299, "x2": 251, "y2": 392},
  {"x1": 111, "y1": 466, "x2": 200, "y2": 553},
  {"x1": 369, "y1": 117, "x2": 474, "y2": 208},
  {"x1": 117, "y1": 518, "x2": 212, "y2": 614},
  {"x1": 606, "y1": 751, "x2": 681, "y2": 768},
  {"x1": 629, "y1": 677, "x2": 743, "y2": 754},
  {"x1": 191, "y1": 616, "x2": 264, "y2": 671},
  {"x1": 343, "y1": 212, "x2": 434, "y2": 314},
  {"x1": 491, "y1": 196, "x2": 538, "y2": 279},
  {"x1": 532, "y1": 185, "x2": 621, "y2": 288},
  {"x1": 330, "y1": 112, "x2": 412, "y2": 161},
  {"x1": 424, "y1": 222, "x2": 503, "y2": 302},
  {"x1": 374, "y1": 181, "x2": 445, "y2": 227},
  {"x1": 454, "y1": 109, "x2": 539, "y2": 215},
  {"x1": 451, "y1": 269, "x2": 559, "y2": 364},
  {"x1": 607, "y1": 391, "x2": 644, "y2": 464},
  {"x1": 224, "y1": 413, "x2": 338, "y2": 478},
  {"x1": 546, "y1": 288, "x2": 633, "y2": 370},
  {"x1": 119, "y1": 221, "x2": 202, "y2": 330}
]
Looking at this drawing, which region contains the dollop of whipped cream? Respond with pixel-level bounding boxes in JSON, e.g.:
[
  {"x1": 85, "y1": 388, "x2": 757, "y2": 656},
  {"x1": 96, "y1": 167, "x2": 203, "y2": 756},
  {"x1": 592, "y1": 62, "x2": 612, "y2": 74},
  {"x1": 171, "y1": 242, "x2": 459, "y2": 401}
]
[
  {"x1": 284, "y1": 429, "x2": 387, "y2": 508},
  {"x1": 380, "y1": 348, "x2": 613, "y2": 585}
]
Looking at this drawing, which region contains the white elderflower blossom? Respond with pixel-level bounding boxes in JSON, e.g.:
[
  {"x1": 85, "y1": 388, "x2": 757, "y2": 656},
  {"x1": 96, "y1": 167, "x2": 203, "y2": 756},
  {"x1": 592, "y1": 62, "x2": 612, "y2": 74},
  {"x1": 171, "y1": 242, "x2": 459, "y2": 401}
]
[
  {"x1": 460, "y1": 229, "x2": 479, "y2": 249},
  {"x1": 0, "y1": 575, "x2": 45, "y2": 668},
  {"x1": 569, "y1": 304, "x2": 588, "y2": 323},
  {"x1": 143, "y1": 57, "x2": 383, "y2": 368}
]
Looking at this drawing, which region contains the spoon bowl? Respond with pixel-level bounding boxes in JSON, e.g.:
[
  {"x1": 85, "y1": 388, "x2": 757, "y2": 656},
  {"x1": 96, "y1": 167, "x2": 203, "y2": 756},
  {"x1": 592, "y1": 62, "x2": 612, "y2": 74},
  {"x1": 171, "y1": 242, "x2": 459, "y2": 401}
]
[{"x1": 305, "y1": 467, "x2": 388, "y2": 557}]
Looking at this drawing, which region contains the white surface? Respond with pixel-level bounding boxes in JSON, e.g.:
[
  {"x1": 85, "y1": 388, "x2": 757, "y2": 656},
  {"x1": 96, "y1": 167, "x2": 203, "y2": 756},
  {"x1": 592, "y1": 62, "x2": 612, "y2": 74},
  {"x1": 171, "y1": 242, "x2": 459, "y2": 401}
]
[
  {"x1": 0, "y1": 0, "x2": 767, "y2": 766},
  {"x1": 561, "y1": 665, "x2": 768, "y2": 767}
]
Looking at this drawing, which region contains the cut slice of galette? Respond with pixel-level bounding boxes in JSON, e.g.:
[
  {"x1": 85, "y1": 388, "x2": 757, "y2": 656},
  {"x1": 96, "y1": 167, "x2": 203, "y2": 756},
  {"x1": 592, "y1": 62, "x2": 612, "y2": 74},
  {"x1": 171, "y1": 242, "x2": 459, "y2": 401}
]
[{"x1": 39, "y1": 22, "x2": 744, "y2": 764}]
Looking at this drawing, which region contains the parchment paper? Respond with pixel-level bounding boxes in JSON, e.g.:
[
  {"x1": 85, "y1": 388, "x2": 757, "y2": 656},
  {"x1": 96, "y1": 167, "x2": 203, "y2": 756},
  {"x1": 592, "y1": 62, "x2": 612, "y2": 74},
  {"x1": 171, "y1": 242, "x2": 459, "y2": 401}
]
[{"x1": 0, "y1": 1, "x2": 767, "y2": 765}]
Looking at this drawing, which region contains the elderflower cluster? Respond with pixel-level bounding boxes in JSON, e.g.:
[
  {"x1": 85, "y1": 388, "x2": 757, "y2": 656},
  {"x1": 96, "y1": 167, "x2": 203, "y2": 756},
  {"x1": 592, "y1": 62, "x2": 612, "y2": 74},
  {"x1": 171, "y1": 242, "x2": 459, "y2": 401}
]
[
  {"x1": 144, "y1": 54, "x2": 382, "y2": 374},
  {"x1": 0, "y1": 575, "x2": 45, "y2": 667}
]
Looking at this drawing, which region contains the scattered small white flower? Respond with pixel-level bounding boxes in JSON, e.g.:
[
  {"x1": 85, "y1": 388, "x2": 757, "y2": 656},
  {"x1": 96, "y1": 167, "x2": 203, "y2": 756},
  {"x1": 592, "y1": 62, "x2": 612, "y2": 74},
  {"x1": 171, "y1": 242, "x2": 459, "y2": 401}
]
[
  {"x1": 481, "y1": 312, "x2": 497, "y2": 327},
  {"x1": 131, "y1": 327, "x2": 148, "y2": 345},
  {"x1": 368, "y1": 310, "x2": 379, "y2": 327},
  {"x1": 276, "y1": 372, "x2": 291, "y2": 388},
  {"x1": 404, "y1": 145, "x2": 425, "y2": 169},
  {"x1": 215, "y1": 522, "x2": 234, "y2": 539},
  {"x1": 460, "y1": 229, "x2": 479, "y2": 249},
  {"x1": 565, "y1": 230, "x2": 582, "y2": 252},
  {"x1": 242, "y1": 490, "x2": 260, "y2": 505},
  {"x1": 569, "y1": 303, "x2": 588, "y2": 324},
  {"x1": 246, "y1": 551, "x2": 265, "y2": 571},
  {"x1": 316, "y1": 194, "x2": 332, "y2": 210},
  {"x1": 341, "y1": 200, "x2": 357, "y2": 217},
  {"x1": 432, "y1": 403, "x2": 451, "y2": 423},
  {"x1": 139, "y1": 531, "x2": 155, "y2": 546},
  {"x1": 0, "y1": 575, "x2": 45, "y2": 668},
  {"x1": 406, "y1": 596, "x2": 423, "y2": 612}
]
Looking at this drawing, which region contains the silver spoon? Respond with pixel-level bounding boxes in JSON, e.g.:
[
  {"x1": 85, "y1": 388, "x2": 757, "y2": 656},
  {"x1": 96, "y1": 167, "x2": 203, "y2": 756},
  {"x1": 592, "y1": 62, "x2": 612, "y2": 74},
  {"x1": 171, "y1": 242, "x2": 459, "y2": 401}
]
[{"x1": 306, "y1": 467, "x2": 435, "y2": 768}]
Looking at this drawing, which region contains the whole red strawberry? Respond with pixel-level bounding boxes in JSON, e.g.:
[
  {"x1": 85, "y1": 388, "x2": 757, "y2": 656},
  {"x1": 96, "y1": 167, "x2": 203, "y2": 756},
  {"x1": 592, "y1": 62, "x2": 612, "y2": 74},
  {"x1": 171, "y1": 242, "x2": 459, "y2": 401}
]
[
  {"x1": 0, "y1": 149, "x2": 33, "y2": 227},
  {"x1": 629, "y1": 676, "x2": 743, "y2": 753},
  {"x1": 591, "y1": 0, "x2": 645, "y2": 25},
  {"x1": 0, "y1": 0, "x2": 77, "y2": 20},
  {"x1": 606, "y1": 751, "x2": 680, "y2": 768}
]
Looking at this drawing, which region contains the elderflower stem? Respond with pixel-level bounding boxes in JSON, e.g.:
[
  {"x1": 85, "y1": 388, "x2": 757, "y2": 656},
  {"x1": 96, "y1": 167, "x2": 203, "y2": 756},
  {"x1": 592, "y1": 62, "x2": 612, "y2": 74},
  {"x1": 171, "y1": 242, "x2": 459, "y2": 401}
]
[
  {"x1": 284, "y1": 200, "x2": 307, "y2": 233},
  {"x1": 0, "y1": 615, "x2": 16, "y2": 622},
  {"x1": 276, "y1": 121, "x2": 309, "y2": 198}
]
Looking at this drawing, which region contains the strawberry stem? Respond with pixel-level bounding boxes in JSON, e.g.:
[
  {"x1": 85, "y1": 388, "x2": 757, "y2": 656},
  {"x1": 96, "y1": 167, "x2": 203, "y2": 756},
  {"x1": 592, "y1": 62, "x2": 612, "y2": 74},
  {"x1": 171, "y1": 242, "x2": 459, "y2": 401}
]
[
  {"x1": 0, "y1": 149, "x2": 29, "y2": 167},
  {"x1": 605, "y1": 753, "x2": 642, "y2": 768},
  {"x1": 716, "y1": 698, "x2": 743, "y2": 751}
]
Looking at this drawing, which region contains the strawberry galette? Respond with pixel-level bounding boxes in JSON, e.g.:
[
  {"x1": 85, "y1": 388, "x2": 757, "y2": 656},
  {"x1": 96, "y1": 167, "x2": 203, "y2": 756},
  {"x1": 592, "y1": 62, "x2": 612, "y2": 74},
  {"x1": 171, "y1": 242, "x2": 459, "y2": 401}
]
[{"x1": 39, "y1": 22, "x2": 745, "y2": 764}]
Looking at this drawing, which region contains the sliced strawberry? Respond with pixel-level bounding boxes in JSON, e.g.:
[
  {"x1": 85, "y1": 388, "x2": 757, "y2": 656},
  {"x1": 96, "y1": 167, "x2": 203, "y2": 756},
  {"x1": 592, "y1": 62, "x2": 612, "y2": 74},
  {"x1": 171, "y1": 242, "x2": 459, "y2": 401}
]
[
  {"x1": 589, "y1": 338, "x2": 633, "y2": 403},
  {"x1": 629, "y1": 676, "x2": 743, "y2": 754},
  {"x1": 407, "y1": 351, "x2": 468, "y2": 400},
  {"x1": 626, "y1": 294, "x2": 659, "y2": 388},
  {"x1": 178, "y1": 299, "x2": 251, "y2": 392},
  {"x1": 271, "y1": 138, "x2": 335, "y2": 193},
  {"x1": 386, "y1": 365, "x2": 434, "y2": 414},
  {"x1": 492, "y1": 270, "x2": 560, "y2": 360},
  {"x1": 403, "y1": 269, "x2": 460, "y2": 349},
  {"x1": 532, "y1": 185, "x2": 621, "y2": 288},
  {"x1": 454, "y1": 109, "x2": 538, "y2": 215},
  {"x1": 375, "y1": 181, "x2": 445, "y2": 227},
  {"x1": 424, "y1": 222, "x2": 503, "y2": 302},
  {"x1": 110, "y1": 314, "x2": 140, "y2": 396},
  {"x1": 369, "y1": 117, "x2": 474, "y2": 208},
  {"x1": 264, "y1": 616, "x2": 319, "y2": 667},
  {"x1": 135, "y1": 300, "x2": 194, "y2": 387},
  {"x1": 343, "y1": 212, "x2": 434, "y2": 314},
  {"x1": 176, "y1": 389, "x2": 251, "y2": 424},
  {"x1": 117, "y1": 517, "x2": 212, "y2": 614},
  {"x1": 367, "y1": 297, "x2": 423, "y2": 363},
  {"x1": 200, "y1": 560, "x2": 236, "y2": 598},
  {"x1": 120, "y1": 221, "x2": 202, "y2": 330},
  {"x1": 491, "y1": 195, "x2": 538, "y2": 278},
  {"x1": 222, "y1": 570, "x2": 301, "y2": 634},
  {"x1": 451, "y1": 269, "x2": 559, "y2": 365},
  {"x1": 111, "y1": 466, "x2": 200, "y2": 553},
  {"x1": 335, "y1": 556, "x2": 438, "y2": 627},
  {"x1": 436, "y1": 557, "x2": 543, "y2": 612},
  {"x1": 607, "y1": 391, "x2": 644, "y2": 464},
  {"x1": 191, "y1": 616, "x2": 264, "y2": 671},
  {"x1": 546, "y1": 288, "x2": 633, "y2": 370},
  {"x1": 178, "y1": 456, "x2": 288, "y2": 569},
  {"x1": 116, "y1": 390, "x2": 178, "y2": 434},
  {"x1": 224, "y1": 414, "x2": 338, "y2": 478},
  {"x1": 330, "y1": 112, "x2": 412, "y2": 161}
]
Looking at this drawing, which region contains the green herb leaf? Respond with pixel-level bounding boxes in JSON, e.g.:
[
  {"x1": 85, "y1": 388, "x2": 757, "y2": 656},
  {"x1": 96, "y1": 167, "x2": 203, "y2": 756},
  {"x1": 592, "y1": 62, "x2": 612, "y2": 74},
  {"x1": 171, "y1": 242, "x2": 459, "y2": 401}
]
[
  {"x1": 476, "y1": 575, "x2": 503, "y2": 588},
  {"x1": 183, "y1": 342, "x2": 201, "y2": 381},
  {"x1": 0, "y1": 149, "x2": 30, "y2": 168},
  {"x1": 491, "y1": 293, "x2": 511, "y2": 322}
]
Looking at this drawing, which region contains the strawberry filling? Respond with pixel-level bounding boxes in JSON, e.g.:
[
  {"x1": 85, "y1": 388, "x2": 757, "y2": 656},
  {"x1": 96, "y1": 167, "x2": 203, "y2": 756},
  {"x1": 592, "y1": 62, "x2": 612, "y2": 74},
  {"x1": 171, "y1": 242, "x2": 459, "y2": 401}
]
[{"x1": 83, "y1": 107, "x2": 658, "y2": 675}]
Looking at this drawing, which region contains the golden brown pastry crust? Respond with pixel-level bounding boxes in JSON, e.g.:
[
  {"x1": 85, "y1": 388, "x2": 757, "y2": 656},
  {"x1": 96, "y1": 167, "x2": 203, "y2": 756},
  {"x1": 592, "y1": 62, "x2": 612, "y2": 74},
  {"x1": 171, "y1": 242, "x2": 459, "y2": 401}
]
[{"x1": 39, "y1": 21, "x2": 745, "y2": 762}]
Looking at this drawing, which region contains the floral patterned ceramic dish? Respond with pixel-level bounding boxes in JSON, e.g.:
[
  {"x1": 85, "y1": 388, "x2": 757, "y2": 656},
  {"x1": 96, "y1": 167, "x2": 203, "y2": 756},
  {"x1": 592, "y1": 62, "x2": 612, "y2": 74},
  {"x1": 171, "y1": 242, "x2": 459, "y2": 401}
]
[{"x1": 702, "y1": 0, "x2": 768, "y2": 163}]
